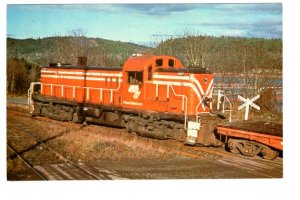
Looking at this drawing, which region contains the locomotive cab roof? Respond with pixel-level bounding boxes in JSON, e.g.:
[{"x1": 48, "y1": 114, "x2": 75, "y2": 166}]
[{"x1": 123, "y1": 55, "x2": 184, "y2": 72}]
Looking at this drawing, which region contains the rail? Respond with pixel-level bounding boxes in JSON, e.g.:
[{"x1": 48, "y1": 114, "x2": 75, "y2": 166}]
[
  {"x1": 28, "y1": 82, "x2": 41, "y2": 114},
  {"x1": 216, "y1": 89, "x2": 232, "y2": 122},
  {"x1": 10, "y1": 123, "x2": 103, "y2": 180},
  {"x1": 7, "y1": 143, "x2": 47, "y2": 180},
  {"x1": 28, "y1": 82, "x2": 41, "y2": 105},
  {"x1": 168, "y1": 84, "x2": 188, "y2": 130},
  {"x1": 164, "y1": 82, "x2": 211, "y2": 129}
]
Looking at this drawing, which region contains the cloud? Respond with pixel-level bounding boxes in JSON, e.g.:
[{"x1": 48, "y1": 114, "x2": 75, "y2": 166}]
[
  {"x1": 8, "y1": 4, "x2": 117, "y2": 12},
  {"x1": 190, "y1": 20, "x2": 282, "y2": 38},
  {"x1": 110, "y1": 3, "x2": 282, "y2": 16},
  {"x1": 8, "y1": 3, "x2": 282, "y2": 16},
  {"x1": 8, "y1": 4, "x2": 197, "y2": 16},
  {"x1": 192, "y1": 20, "x2": 281, "y2": 29},
  {"x1": 186, "y1": 3, "x2": 282, "y2": 39},
  {"x1": 211, "y1": 3, "x2": 282, "y2": 14},
  {"x1": 245, "y1": 22, "x2": 282, "y2": 38},
  {"x1": 117, "y1": 4, "x2": 196, "y2": 16}
]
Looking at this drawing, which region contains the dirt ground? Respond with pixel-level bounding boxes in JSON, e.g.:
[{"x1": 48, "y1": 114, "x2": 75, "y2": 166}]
[{"x1": 6, "y1": 103, "x2": 283, "y2": 180}]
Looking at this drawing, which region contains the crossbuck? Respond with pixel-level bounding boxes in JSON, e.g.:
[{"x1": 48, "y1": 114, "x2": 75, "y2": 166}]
[{"x1": 238, "y1": 95, "x2": 260, "y2": 120}]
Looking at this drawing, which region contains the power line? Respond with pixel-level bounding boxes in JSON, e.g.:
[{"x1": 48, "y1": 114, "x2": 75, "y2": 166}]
[{"x1": 151, "y1": 34, "x2": 176, "y2": 38}]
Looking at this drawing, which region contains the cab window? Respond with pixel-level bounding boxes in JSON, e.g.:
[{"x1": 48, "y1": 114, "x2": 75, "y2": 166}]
[
  {"x1": 128, "y1": 71, "x2": 143, "y2": 85},
  {"x1": 148, "y1": 65, "x2": 152, "y2": 80},
  {"x1": 156, "y1": 59, "x2": 163, "y2": 67},
  {"x1": 168, "y1": 59, "x2": 175, "y2": 67}
]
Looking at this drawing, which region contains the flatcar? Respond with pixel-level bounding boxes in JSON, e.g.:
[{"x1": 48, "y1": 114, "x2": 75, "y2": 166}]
[
  {"x1": 216, "y1": 121, "x2": 282, "y2": 160},
  {"x1": 28, "y1": 55, "x2": 224, "y2": 146}
]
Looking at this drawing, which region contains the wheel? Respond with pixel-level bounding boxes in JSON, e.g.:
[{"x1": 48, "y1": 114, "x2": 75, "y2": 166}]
[
  {"x1": 261, "y1": 147, "x2": 279, "y2": 160},
  {"x1": 230, "y1": 148, "x2": 240, "y2": 154},
  {"x1": 227, "y1": 139, "x2": 240, "y2": 154},
  {"x1": 236, "y1": 141, "x2": 261, "y2": 157},
  {"x1": 41, "y1": 106, "x2": 48, "y2": 115}
]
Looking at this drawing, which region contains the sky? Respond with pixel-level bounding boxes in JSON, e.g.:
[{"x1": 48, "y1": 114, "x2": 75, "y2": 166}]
[{"x1": 7, "y1": 3, "x2": 282, "y2": 45}]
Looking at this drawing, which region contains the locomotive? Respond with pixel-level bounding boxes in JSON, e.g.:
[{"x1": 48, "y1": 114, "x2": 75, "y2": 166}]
[{"x1": 28, "y1": 55, "x2": 226, "y2": 146}]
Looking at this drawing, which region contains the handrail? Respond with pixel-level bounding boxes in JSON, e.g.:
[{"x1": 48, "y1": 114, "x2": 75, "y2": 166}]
[
  {"x1": 28, "y1": 82, "x2": 41, "y2": 114},
  {"x1": 40, "y1": 78, "x2": 122, "y2": 104},
  {"x1": 216, "y1": 89, "x2": 232, "y2": 122},
  {"x1": 28, "y1": 82, "x2": 41, "y2": 105},
  {"x1": 169, "y1": 84, "x2": 188, "y2": 130},
  {"x1": 195, "y1": 95, "x2": 207, "y2": 122}
]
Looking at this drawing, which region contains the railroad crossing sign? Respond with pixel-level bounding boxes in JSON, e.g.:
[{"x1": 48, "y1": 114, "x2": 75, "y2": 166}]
[{"x1": 238, "y1": 95, "x2": 260, "y2": 120}]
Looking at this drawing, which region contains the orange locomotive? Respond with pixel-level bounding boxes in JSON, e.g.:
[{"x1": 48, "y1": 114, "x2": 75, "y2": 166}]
[{"x1": 29, "y1": 55, "x2": 224, "y2": 146}]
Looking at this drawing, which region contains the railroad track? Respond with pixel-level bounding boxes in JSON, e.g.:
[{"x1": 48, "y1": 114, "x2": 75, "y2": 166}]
[
  {"x1": 175, "y1": 144, "x2": 283, "y2": 178},
  {"x1": 7, "y1": 121, "x2": 116, "y2": 180},
  {"x1": 7, "y1": 143, "x2": 48, "y2": 180},
  {"x1": 181, "y1": 142, "x2": 283, "y2": 165}
]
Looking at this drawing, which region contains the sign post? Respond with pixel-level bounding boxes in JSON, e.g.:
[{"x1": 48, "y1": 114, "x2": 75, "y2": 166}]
[{"x1": 238, "y1": 95, "x2": 260, "y2": 120}]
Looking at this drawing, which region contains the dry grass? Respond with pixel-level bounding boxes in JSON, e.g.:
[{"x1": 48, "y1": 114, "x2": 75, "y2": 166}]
[
  {"x1": 48, "y1": 125, "x2": 174, "y2": 162},
  {"x1": 7, "y1": 103, "x2": 29, "y2": 113},
  {"x1": 7, "y1": 158, "x2": 25, "y2": 174}
]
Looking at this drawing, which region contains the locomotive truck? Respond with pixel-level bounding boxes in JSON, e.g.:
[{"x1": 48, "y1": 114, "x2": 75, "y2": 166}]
[{"x1": 28, "y1": 54, "x2": 282, "y2": 159}]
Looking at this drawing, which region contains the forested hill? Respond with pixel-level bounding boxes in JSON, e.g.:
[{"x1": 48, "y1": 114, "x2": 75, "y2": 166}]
[
  {"x1": 7, "y1": 37, "x2": 150, "y2": 66},
  {"x1": 7, "y1": 36, "x2": 282, "y2": 73},
  {"x1": 151, "y1": 36, "x2": 282, "y2": 73}
]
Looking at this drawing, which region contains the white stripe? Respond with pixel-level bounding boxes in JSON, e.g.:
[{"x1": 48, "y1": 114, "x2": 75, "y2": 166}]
[
  {"x1": 153, "y1": 80, "x2": 208, "y2": 110},
  {"x1": 41, "y1": 70, "x2": 122, "y2": 77},
  {"x1": 153, "y1": 74, "x2": 205, "y2": 96},
  {"x1": 154, "y1": 74, "x2": 190, "y2": 80},
  {"x1": 88, "y1": 77, "x2": 106, "y2": 81},
  {"x1": 153, "y1": 80, "x2": 201, "y2": 100},
  {"x1": 205, "y1": 79, "x2": 214, "y2": 96},
  {"x1": 58, "y1": 71, "x2": 85, "y2": 75},
  {"x1": 41, "y1": 74, "x2": 83, "y2": 80},
  {"x1": 42, "y1": 70, "x2": 57, "y2": 74},
  {"x1": 86, "y1": 72, "x2": 122, "y2": 77},
  {"x1": 41, "y1": 74, "x2": 123, "y2": 82},
  {"x1": 190, "y1": 77, "x2": 205, "y2": 95}
]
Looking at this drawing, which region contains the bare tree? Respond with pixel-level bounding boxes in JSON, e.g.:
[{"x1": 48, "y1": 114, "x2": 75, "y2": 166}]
[
  {"x1": 68, "y1": 28, "x2": 90, "y2": 58},
  {"x1": 181, "y1": 29, "x2": 210, "y2": 68},
  {"x1": 49, "y1": 28, "x2": 90, "y2": 64}
]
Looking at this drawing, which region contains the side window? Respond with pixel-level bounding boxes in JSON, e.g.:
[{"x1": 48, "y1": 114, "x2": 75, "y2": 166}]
[
  {"x1": 168, "y1": 59, "x2": 175, "y2": 67},
  {"x1": 148, "y1": 65, "x2": 152, "y2": 80},
  {"x1": 128, "y1": 71, "x2": 143, "y2": 85},
  {"x1": 156, "y1": 59, "x2": 163, "y2": 67}
]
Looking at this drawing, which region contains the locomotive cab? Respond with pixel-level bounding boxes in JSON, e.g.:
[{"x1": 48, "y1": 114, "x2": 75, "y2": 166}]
[
  {"x1": 121, "y1": 55, "x2": 220, "y2": 145},
  {"x1": 121, "y1": 55, "x2": 184, "y2": 109}
]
